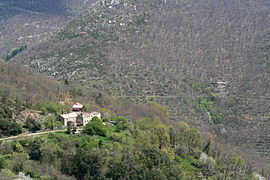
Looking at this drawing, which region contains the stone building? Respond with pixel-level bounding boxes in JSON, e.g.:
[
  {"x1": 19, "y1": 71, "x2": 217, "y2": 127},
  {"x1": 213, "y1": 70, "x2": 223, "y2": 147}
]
[{"x1": 57, "y1": 102, "x2": 101, "y2": 127}]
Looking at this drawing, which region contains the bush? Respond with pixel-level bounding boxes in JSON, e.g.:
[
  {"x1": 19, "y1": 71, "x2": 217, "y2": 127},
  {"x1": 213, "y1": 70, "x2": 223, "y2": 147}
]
[
  {"x1": 0, "y1": 103, "x2": 12, "y2": 118},
  {"x1": 66, "y1": 125, "x2": 72, "y2": 134},
  {"x1": 40, "y1": 107, "x2": 48, "y2": 115},
  {"x1": 74, "y1": 85, "x2": 87, "y2": 97},
  {"x1": 44, "y1": 101, "x2": 59, "y2": 114},
  {"x1": 199, "y1": 96, "x2": 213, "y2": 112},
  {"x1": 0, "y1": 158, "x2": 6, "y2": 170},
  {"x1": 0, "y1": 118, "x2": 22, "y2": 136},
  {"x1": 83, "y1": 117, "x2": 107, "y2": 136},
  {"x1": 25, "y1": 169, "x2": 39, "y2": 178},
  {"x1": 109, "y1": 133, "x2": 123, "y2": 142},
  {"x1": 114, "y1": 116, "x2": 130, "y2": 132},
  {"x1": 42, "y1": 101, "x2": 70, "y2": 115},
  {"x1": 198, "y1": 153, "x2": 216, "y2": 178},
  {"x1": 5, "y1": 45, "x2": 27, "y2": 61},
  {"x1": 27, "y1": 139, "x2": 44, "y2": 161},
  {"x1": 213, "y1": 114, "x2": 223, "y2": 124},
  {"x1": 23, "y1": 116, "x2": 41, "y2": 133}
]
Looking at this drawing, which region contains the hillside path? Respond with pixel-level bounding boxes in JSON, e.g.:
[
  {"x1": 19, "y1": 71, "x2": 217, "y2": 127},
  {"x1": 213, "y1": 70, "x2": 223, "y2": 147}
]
[{"x1": 0, "y1": 130, "x2": 66, "y2": 142}]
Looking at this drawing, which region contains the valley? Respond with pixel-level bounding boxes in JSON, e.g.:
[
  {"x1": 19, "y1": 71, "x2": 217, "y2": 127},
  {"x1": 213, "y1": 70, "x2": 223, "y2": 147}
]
[
  {"x1": 0, "y1": 0, "x2": 269, "y2": 179},
  {"x1": 9, "y1": 0, "x2": 269, "y2": 159}
]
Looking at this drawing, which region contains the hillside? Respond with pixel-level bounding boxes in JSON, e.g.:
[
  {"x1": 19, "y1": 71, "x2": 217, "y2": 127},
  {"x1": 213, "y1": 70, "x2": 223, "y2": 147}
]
[
  {"x1": 1, "y1": 61, "x2": 266, "y2": 179},
  {"x1": 0, "y1": 60, "x2": 67, "y2": 105},
  {"x1": 0, "y1": 0, "x2": 97, "y2": 58},
  {"x1": 0, "y1": 60, "x2": 172, "y2": 135},
  {"x1": 9, "y1": 0, "x2": 270, "y2": 161}
]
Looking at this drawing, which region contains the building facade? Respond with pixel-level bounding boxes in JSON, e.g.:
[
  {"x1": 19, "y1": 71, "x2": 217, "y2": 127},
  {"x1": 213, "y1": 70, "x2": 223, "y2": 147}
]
[{"x1": 57, "y1": 102, "x2": 101, "y2": 127}]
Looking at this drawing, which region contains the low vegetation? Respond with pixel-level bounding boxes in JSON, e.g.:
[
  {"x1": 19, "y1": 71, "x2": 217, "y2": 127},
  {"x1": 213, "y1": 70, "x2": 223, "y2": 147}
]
[{"x1": 4, "y1": 45, "x2": 27, "y2": 62}]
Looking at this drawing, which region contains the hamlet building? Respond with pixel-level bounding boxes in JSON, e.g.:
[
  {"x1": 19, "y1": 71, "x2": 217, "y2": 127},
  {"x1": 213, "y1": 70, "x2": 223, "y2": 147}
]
[{"x1": 57, "y1": 102, "x2": 101, "y2": 127}]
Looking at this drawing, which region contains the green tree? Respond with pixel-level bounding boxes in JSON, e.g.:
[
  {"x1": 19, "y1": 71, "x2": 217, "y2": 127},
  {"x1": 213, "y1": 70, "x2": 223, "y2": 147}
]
[
  {"x1": 44, "y1": 101, "x2": 59, "y2": 114},
  {"x1": 27, "y1": 139, "x2": 44, "y2": 161},
  {"x1": 114, "y1": 116, "x2": 130, "y2": 132},
  {"x1": 133, "y1": 129, "x2": 151, "y2": 148},
  {"x1": 83, "y1": 117, "x2": 107, "y2": 136},
  {"x1": 40, "y1": 142, "x2": 61, "y2": 165},
  {"x1": 44, "y1": 115, "x2": 57, "y2": 130},
  {"x1": 169, "y1": 126, "x2": 177, "y2": 147},
  {"x1": 23, "y1": 116, "x2": 41, "y2": 133},
  {"x1": 40, "y1": 107, "x2": 48, "y2": 115},
  {"x1": 222, "y1": 152, "x2": 244, "y2": 179},
  {"x1": 169, "y1": 122, "x2": 190, "y2": 147},
  {"x1": 140, "y1": 147, "x2": 170, "y2": 169},
  {"x1": 66, "y1": 125, "x2": 72, "y2": 134},
  {"x1": 139, "y1": 147, "x2": 183, "y2": 179},
  {"x1": 135, "y1": 117, "x2": 170, "y2": 149},
  {"x1": 0, "y1": 118, "x2": 22, "y2": 136},
  {"x1": 0, "y1": 103, "x2": 12, "y2": 118},
  {"x1": 203, "y1": 138, "x2": 211, "y2": 155},
  {"x1": 106, "y1": 158, "x2": 130, "y2": 179},
  {"x1": 0, "y1": 158, "x2": 6, "y2": 170},
  {"x1": 152, "y1": 125, "x2": 170, "y2": 149},
  {"x1": 13, "y1": 140, "x2": 23, "y2": 152},
  {"x1": 72, "y1": 149, "x2": 106, "y2": 179},
  {"x1": 74, "y1": 85, "x2": 87, "y2": 97},
  {"x1": 183, "y1": 127, "x2": 202, "y2": 153},
  {"x1": 5, "y1": 45, "x2": 27, "y2": 61},
  {"x1": 11, "y1": 153, "x2": 28, "y2": 174},
  {"x1": 198, "y1": 153, "x2": 216, "y2": 179},
  {"x1": 230, "y1": 153, "x2": 243, "y2": 179}
]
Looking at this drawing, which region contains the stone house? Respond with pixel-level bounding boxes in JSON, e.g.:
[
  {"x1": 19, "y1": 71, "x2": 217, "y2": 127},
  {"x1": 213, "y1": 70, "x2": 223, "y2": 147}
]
[
  {"x1": 57, "y1": 112, "x2": 78, "y2": 127},
  {"x1": 57, "y1": 111, "x2": 101, "y2": 127},
  {"x1": 57, "y1": 102, "x2": 101, "y2": 127}
]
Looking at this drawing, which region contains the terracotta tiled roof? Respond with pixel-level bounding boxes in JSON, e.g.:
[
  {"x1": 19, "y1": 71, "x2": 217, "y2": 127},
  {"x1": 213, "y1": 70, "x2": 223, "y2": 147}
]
[
  {"x1": 74, "y1": 102, "x2": 83, "y2": 105},
  {"x1": 73, "y1": 102, "x2": 83, "y2": 109}
]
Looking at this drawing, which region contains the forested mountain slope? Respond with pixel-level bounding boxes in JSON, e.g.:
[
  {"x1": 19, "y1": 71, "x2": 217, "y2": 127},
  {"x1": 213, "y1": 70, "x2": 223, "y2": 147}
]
[
  {"x1": 0, "y1": 60, "x2": 67, "y2": 105},
  {"x1": 0, "y1": 0, "x2": 97, "y2": 58},
  {"x1": 8, "y1": 0, "x2": 270, "y2": 164},
  {"x1": 1, "y1": 61, "x2": 264, "y2": 179}
]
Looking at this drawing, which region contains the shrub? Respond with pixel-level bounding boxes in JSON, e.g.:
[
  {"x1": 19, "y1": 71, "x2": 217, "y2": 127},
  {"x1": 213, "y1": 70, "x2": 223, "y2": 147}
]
[
  {"x1": 23, "y1": 116, "x2": 41, "y2": 133},
  {"x1": 66, "y1": 125, "x2": 72, "y2": 134},
  {"x1": 0, "y1": 118, "x2": 22, "y2": 136},
  {"x1": 198, "y1": 153, "x2": 216, "y2": 178},
  {"x1": 84, "y1": 117, "x2": 107, "y2": 136},
  {"x1": 0, "y1": 103, "x2": 12, "y2": 118},
  {"x1": 114, "y1": 116, "x2": 130, "y2": 132},
  {"x1": 40, "y1": 107, "x2": 48, "y2": 115},
  {"x1": 74, "y1": 85, "x2": 87, "y2": 97},
  {"x1": 109, "y1": 133, "x2": 123, "y2": 142},
  {"x1": 0, "y1": 158, "x2": 6, "y2": 170},
  {"x1": 44, "y1": 101, "x2": 59, "y2": 114},
  {"x1": 213, "y1": 114, "x2": 224, "y2": 124},
  {"x1": 5, "y1": 45, "x2": 27, "y2": 61}
]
